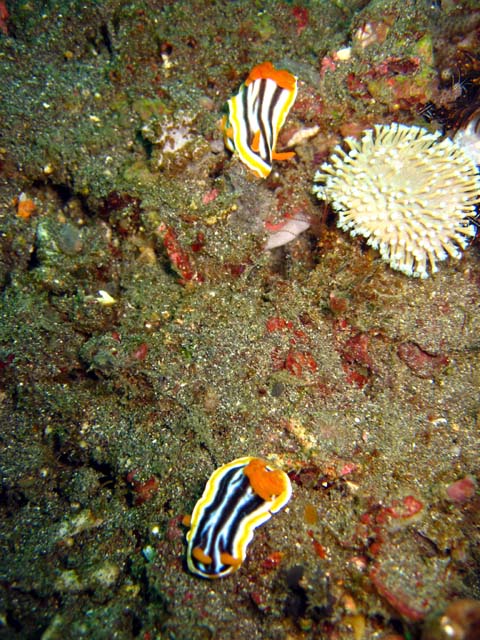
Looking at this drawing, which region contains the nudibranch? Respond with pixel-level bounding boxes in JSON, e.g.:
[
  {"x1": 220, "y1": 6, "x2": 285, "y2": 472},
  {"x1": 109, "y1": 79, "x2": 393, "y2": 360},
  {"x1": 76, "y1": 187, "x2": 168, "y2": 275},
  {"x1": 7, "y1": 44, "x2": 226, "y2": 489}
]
[
  {"x1": 184, "y1": 456, "x2": 292, "y2": 578},
  {"x1": 222, "y1": 62, "x2": 298, "y2": 178}
]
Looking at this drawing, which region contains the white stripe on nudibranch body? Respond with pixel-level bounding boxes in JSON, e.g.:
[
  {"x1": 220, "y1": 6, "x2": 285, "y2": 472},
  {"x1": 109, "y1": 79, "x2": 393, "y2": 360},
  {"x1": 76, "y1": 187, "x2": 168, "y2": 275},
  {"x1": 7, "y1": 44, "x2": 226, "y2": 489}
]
[
  {"x1": 183, "y1": 457, "x2": 292, "y2": 578},
  {"x1": 222, "y1": 62, "x2": 298, "y2": 178}
]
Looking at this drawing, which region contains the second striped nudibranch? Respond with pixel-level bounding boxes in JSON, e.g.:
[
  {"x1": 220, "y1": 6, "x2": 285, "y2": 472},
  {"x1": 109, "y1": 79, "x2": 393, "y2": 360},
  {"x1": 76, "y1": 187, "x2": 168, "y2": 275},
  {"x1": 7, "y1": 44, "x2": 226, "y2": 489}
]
[
  {"x1": 184, "y1": 457, "x2": 292, "y2": 578},
  {"x1": 222, "y1": 62, "x2": 298, "y2": 178}
]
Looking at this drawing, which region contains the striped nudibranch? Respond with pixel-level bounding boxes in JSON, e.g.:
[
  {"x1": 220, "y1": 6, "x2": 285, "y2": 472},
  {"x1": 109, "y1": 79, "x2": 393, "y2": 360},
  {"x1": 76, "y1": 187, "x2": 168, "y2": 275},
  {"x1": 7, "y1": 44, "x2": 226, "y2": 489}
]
[
  {"x1": 221, "y1": 62, "x2": 298, "y2": 178},
  {"x1": 183, "y1": 457, "x2": 292, "y2": 578}
]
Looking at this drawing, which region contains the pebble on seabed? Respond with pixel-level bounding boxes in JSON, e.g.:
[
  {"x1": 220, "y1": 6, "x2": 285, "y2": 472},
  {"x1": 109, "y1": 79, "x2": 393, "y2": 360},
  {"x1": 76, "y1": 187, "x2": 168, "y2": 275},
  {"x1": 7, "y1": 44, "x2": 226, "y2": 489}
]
[{"x1": 421, "y1": 599, "x2": 480, "y2": 640}]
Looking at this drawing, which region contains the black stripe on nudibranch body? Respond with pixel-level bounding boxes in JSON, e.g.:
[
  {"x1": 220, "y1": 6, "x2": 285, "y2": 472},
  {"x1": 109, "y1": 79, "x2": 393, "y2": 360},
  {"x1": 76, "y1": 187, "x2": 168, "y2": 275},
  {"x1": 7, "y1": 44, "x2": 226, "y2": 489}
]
[
  {"x1": 183, "y1": 457, "x2": 292, "y2": 578},
  {"x1": 221, "y1": 62, "x2": 298, "y2": 178}
]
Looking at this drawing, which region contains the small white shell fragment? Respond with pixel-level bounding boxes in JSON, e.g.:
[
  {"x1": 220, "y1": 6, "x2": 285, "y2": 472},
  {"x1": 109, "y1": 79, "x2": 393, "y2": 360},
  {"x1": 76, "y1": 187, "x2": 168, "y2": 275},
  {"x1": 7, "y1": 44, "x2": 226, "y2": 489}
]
[
  {"x1": 286, "y1": 125, "x2": 320, "y2": 148},
  {"x1": 265, "y1": 211, "x2": 310, "y2": 250},
  {"x1": 96, "y1": 290, "x2": 116, "y2": 305}
]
